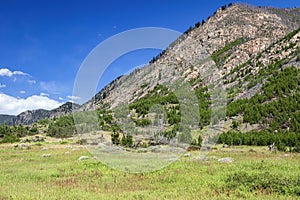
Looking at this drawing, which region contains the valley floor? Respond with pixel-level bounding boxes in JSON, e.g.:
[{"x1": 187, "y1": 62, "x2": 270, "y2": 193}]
[{"x1": 0, "y1": 140, "x2": 299, "y2": 200}]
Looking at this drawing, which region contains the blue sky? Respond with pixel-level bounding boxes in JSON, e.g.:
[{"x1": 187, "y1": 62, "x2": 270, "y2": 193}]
[{"x1": 0, "y1": 0, "x2": 299, "y2": 115}]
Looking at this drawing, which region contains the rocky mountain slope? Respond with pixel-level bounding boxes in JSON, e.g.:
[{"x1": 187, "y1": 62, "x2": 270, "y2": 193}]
[
  {"x1": 83, "y1": 4, "x2": 299, "y2": 110},
  {"x1": 7, "y1": 3, "x2": 300, "y2": 134},
  {"x1": 72, "y1": 3, "x2": 299, "y2": 147}
]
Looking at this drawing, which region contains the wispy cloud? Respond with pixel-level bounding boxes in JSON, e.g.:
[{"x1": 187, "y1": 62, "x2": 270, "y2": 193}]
[
  {"x1": 0, "y1": 68, "x2": 29, "y2": 77},
  {"x1": 39, "y1": 81, "x2": 64, "y2": 94},
  {"x1": 28, "y1": 79, "x2": 36, "y2": 84},
  {"x1": 67, "y1": 95, "x2": 81, "y2": 103},
  {"x1": 0, "y1": 83, "x2": 6, "y2": 88},
  {"x1": 20, "y1": 90, "x2": 26, "y2": 94}
]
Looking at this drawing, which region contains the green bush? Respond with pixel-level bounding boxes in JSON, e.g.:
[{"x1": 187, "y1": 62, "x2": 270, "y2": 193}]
[
  {"x1": 47, "y1": 115, "x2": 75, "y2": 138},
  {"x1": 121, "y1": 134, "x2": 133, "y2": 147},
  {"x1": 0, "y1": 134, "x2": 20, "y2": 143}
]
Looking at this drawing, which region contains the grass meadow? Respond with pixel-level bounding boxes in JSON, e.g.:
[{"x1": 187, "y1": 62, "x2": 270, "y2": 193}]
[{"x1": 0, "y1": 142, "x2": 299, "y2": 199}]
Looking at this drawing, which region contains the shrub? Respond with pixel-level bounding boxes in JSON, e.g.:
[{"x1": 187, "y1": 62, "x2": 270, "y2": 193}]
[{"x1": 0, "y1": 134, "x2": 20, "y2": 143}]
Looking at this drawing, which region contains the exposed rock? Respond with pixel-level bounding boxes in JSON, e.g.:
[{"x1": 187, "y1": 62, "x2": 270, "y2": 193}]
[
  {"x1": 42, "y1": 154, "x2": 51, "y2": 157},
  {"x1": 93, "y1": 4, "x2": 299, "y2": 111},
  {"x1": 183, "y1": 153, "x2": 191, "y2": 157},
  {"x1": 197, "y1": 155, "x2": 218, "y2": 161},
  {"x1": 15, "y1": 143, "x2": 30, "y2": 150},
  {"x1": 218, "y1": 157, "x2": 233, "y2": 163},
  {"x1": 137, "y1": 148, "x2": 148, "y2": 153},
  {"x1": 78, "y1": 156, "x2": 89, "y2": 160}
]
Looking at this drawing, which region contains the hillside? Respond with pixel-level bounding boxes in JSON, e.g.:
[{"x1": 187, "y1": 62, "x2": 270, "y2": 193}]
[
  {"x1": 2, "y1": 3, "x2": 300, "y2": 151},
  {"x1": 87, "y1": 4, "x2": 299, "y2": 110},
  {"x1": 77, "y1": 3, "x2": 300, "y2": 148}
]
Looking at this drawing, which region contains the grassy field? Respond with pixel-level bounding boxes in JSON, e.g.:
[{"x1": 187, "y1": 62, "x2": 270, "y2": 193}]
[{"x1": 0, "y1": 140, "x2": 299, "y2": 199}]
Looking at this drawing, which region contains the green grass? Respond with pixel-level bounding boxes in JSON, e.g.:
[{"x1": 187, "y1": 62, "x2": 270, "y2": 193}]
[{"x1": 0, "y1": 143, "x2": 299, "y2": 199}]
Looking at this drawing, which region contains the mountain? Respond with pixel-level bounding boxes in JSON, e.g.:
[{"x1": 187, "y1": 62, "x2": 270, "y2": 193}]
[
  {"x1": 0, "y1": 114, "x2": 15, "y2": 125},
  {"x1": 65, "y1": 3, "x2": 299, "y2": 148},
  {"x1": 83, "y1": 4, "x2": 299, "y2": 111},
  {"x1": 13, "y1": 102, "x2": 80, "y2": 125},
  {"x1": 7, "y1": 3, "x2": 300, "y2": 137}
]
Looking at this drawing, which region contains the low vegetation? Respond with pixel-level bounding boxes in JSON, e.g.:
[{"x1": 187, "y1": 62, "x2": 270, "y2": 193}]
[
  {"x1": 0, "y1": 124, "x2": 38, "y2": 143},
  {"x1": 0, "y1": 143, "x2": 299, "y2": 199}
]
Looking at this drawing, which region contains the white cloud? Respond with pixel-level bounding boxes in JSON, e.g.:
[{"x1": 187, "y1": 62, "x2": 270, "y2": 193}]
[
  {"x1": 59, "y1": 97, "x2": 63, "y2": 101},
  {"x1": 0, "y1": 93, "x2": 63, "y2": 115},
  {"x1": 20, "y1": 91, "x2": 26, "y2": 94},
  {"x1": 0, "y1": 83, "x2": 6, "y2": 88},
  {"x1": 0, "y1": 68, "x2": 29, "y2": 77},
  {"x1": 0, "y1": 68, "x2": 13, "y2": 77},
  {"x1": 67, "y1": 95, "x2": 81, "y2": 103},
  {"x1": 40, "y1": 92, "x2": 49, "y2": 97},
  {"x1": 13, "y1": 71, "x2": 28, "y2": 76}
]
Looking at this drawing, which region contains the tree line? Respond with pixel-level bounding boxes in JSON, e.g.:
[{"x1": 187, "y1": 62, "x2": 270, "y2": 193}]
[{"x1": 217, "y1": 130, "x2": 300, "y2": 152}]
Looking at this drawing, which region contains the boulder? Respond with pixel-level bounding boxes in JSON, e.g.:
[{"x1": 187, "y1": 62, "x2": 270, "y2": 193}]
[
  {"x1": 218, "y1": 157, "x2": 233, "y2": 163},
  {"x1": 183, "y1": 153, "x2": 191, "y2": 157},
  {"x1": 78, "y1": 156, "x2": 89, "y2": 160},
  {"x1": 16, "y1": 143, "x2": 30, "y2": 150}
]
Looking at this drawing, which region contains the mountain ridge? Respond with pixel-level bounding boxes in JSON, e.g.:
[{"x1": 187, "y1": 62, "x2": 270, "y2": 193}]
[
  {"x1": 86, "y1": 3, "x2": 299, "y2": 110},
  {"x1": 0, "y1": 102, "x2": 80, "y2": 125}
]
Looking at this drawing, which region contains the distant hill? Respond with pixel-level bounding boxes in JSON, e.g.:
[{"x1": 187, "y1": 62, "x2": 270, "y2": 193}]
[
  {"x1": 0, "y1": 114, "x2": 15, "y2": 125},
  {"x1": 12, "y1": 102, "x2": 80, "y2": 125}
]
